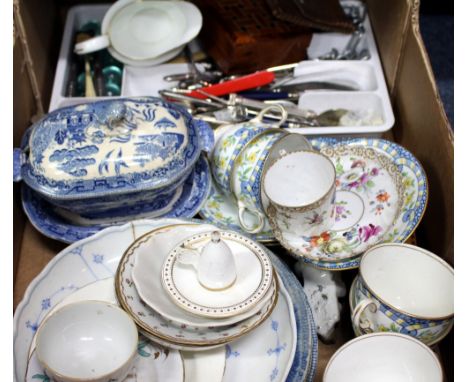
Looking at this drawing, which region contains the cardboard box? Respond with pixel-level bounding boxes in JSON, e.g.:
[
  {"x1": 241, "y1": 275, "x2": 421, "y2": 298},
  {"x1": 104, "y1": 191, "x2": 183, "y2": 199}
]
[{"x1": 13, "y1": 0, "x2": 453, "y2": 380}]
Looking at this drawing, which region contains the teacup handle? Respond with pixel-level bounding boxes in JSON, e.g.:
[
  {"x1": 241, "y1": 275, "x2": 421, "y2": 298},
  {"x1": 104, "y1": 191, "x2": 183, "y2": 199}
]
[
  {"x1": 176, "y1": 247, "x2": 200, "y2": 268},
  {"x1": 352, "y1": 298, "x2": 378, "y2": 334},
  {"x1": 74, "y1": 35, "x2": 110, "y2": 55},
  {"x1": 237, "y1": 201, "x2": 265, "y2": 234},
  {"x1": 249, "y1": 105, "x2": 288, "y2": 127}
]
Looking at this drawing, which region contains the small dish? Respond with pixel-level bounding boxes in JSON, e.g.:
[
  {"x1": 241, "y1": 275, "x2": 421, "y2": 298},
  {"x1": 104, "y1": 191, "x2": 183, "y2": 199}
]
[
  {"x1": 116, "y1": 224, "x2": 279, "y2": 348},
  {"x1": 21, "y1": 155, "x2": 211, "y2": 243},
  {"x1": 35, "y1": 301, "x2": 138, "y2": 382},
  {"x1": 162, "y1": 230, "x2": 273, "y2": 318},
  {"x1": 268, "y1": 145, "x2": 404, "y2": 263},
  {"x1": 132, "y1": 224, "x2": 276, "y2": 328},
  {"x1": 199, "y1": 181, "x2": 276, "y2": 243},
  {"x1": 323, "y1": 333, "x2": 443, "y2": 382}
]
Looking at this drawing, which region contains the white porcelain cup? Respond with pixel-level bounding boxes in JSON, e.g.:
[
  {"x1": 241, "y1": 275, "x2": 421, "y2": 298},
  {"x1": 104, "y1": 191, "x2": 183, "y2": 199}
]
[
  {"x1": 323, "y1": 332, "x2": 443, "y2": 382},
  {"x1": 351, "y1": 243, "x2": 454, "y2": 346},
  {"x1": 176, "y1": 231, "x2": 237, "y2": 290},
  {"x1": 264, "y1": 150, "x2": 336, "y2": 240},
  {"x1": 74, "y1": 0, "x2": 202, "y2": 66},
  {"x1": 35, "y1": 301, "x2": 138, "y2": 382}
]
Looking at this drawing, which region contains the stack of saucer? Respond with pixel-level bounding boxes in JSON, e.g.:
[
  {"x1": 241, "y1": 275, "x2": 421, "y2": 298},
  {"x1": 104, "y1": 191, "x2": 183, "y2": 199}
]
[{"x1": 115, "y1": 223, "x2": 278, "y2": 351}]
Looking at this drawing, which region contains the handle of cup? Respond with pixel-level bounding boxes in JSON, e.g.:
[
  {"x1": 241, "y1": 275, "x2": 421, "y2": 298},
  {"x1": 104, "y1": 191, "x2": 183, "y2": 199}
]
[
  {"x1": 237, "y1": 201, "x2": 265, "y2": 234},
  {"x1": 74, "y1": 35, "x2": 110, "y2": 55},
  {"x1": 250, "y1": 104, "x2": 288, "y2": 127},
  {"x1": 352, "y1": 298, "x2": 378, "y2": 334},
  {"x1": 176, "y1": 247, "x2": 200, "y2": 269}
]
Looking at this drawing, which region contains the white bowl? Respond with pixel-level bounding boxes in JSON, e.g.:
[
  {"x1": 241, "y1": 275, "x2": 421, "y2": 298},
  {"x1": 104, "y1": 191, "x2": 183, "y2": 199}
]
[
  {"x1": 323, "y1": 332, "x2": 443, "y2": 382},
  {"x1": 35, "y1": 301, "x2": 138, "y2": 382}
]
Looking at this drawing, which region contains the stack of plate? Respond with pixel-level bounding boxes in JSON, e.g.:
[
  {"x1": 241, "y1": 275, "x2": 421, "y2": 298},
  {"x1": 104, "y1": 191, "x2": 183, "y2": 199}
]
[{"x1": 116, "y1": 223, "x2": 280, "y2": 351}]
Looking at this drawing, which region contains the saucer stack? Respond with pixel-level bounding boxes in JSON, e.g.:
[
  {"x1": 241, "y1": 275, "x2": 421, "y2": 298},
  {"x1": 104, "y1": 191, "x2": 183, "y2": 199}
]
[{"x1": 115, "y1": 223, "x2": 278, "y2": 351}]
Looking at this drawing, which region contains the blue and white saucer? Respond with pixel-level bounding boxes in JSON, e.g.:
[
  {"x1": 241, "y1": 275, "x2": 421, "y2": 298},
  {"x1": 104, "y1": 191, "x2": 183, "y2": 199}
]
[{"x1": 21, "y1": 155, "x2": 212, "y2": 243}]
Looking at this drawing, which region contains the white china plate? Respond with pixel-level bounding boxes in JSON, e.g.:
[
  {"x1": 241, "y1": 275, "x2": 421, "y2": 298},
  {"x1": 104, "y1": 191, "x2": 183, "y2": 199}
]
[
  {"x1": 162, "y1": 231, "x2": 273, "y2": 318},
  {"x1": 271, "y1": 145, "x2": 403, "y2": 263},
  {"x1": 199, "y1": 181, "x2": 276, "y2": 243},
  {"x1": 14, "y1": 219, "x2": 307, "y2": 382},
  {"x1": 133, "y1": 226, "x2": 275, "y2": 327},
  {"x1": 117, "y1": 224, "x2": 278, "y2": 348}
]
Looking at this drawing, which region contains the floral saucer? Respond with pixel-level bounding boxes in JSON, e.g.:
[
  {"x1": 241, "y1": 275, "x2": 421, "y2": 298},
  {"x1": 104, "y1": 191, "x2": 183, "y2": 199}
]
[
  {"x1": 270, "y1": 145, "x2": 404, "y2": 264},
  {"x1": 303, "y1": 138, "x2": 428, "y2": 270},
  {"x1": 199, "y1": 181, "x2": 276, "y2": 243},
  {"x1": 21, "y1": 155, "x2": 211, "y2": 243},
  {"x1": 26, "y1": 338, "x2": 184, "y2": 382}
]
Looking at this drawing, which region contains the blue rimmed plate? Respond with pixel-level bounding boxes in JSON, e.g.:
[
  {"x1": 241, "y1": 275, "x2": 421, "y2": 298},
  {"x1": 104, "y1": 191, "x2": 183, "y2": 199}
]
[{"x1": 21, "y1": 156, "x2": 212, "y2": 243}]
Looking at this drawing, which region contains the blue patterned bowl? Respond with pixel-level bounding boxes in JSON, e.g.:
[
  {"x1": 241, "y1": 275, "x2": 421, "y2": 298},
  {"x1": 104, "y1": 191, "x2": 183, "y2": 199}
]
[{"x1": 13, "y1": 97, "x2": 213, "y2": 217}]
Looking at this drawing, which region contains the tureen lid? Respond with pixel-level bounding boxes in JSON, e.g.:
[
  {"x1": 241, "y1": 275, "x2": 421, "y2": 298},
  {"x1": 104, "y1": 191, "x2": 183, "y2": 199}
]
[{"x1": 14, "y1": 97, "x2": 213, "y2": 199}]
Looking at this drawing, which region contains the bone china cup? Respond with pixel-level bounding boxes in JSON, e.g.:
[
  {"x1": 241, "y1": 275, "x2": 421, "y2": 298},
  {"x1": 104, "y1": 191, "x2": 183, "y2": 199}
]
[
  {"x1": 351, "y1": 243, "x2": 454, "y2": 346},
  {"x1": 35, "y1": 301, "x2": 138, "y2": 382},
  {"x1": 264, "y1": 150, "x2": 336, "y2": 239},
  {"x1": 323, "y1": 332, "x2": 443, "y2": 382}
]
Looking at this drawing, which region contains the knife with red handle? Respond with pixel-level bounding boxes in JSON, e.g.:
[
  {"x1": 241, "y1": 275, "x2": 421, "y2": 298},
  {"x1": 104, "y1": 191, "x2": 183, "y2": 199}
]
[{"x1": 188, "y1": 71, "x2": 276, "y2": 99}]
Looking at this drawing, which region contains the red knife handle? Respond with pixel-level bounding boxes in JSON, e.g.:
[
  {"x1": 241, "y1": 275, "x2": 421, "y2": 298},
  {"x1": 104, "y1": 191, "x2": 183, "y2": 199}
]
[{"x1": 188, "y1": 71, "x2": 275, "y2": 99}]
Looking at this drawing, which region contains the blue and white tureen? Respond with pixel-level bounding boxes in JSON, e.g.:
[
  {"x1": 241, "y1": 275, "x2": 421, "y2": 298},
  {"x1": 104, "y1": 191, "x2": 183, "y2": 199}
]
[{"x1": 13, "y1": 97, "x2": 214, "y2": 220}]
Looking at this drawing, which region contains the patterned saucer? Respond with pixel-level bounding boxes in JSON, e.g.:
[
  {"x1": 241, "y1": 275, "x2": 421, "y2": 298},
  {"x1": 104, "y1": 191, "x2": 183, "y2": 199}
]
[
  {"x1": 199, "y1": 181, "x2": 276, "y2": 243},
  {"x1": 269, "y1": 145, "x2": 404, "y2": 264},
  {"x1": 21, "y1": 155, "x2": 211, "y2": 243},
  {"x1": 301, "y1": 138, "x2": 428, "y2": 270},
  {"x1": 162, "y1": 231, "x2": 273, "y2": 318}
]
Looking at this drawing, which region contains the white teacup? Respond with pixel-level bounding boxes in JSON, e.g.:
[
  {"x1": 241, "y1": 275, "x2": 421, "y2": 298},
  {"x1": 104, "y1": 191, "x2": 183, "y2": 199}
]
[
  {"x1": 351, "y1": 243, "x2": 454, "y2": 346},
  {"x1": 264, "y1": 150, "x2": 336, "y2": 240},
  {"x1": 323, "y1": 332, "x2": 443, "y2": 382}
]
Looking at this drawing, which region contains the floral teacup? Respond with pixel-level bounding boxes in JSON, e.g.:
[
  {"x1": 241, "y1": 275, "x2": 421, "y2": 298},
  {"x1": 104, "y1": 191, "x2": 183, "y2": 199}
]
[
  {"x1": 351, "y1": 243, "x2": 454, "y2": 346},
  {"x1": 264, "y1": 150, "x2": 336, "y2": 240},
  {"x1": 231, "y1": 132, "x2": 312, "y2": 233},
  {"x1": 210, "y1": 105, "x2": 287, "y2": 195}
]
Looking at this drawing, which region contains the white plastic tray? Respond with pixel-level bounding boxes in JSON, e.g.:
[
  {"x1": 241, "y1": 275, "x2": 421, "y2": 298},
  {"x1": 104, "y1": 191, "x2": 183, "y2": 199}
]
[{"x1": 50, "y1": 1, "x2": 394, "y2": 138}]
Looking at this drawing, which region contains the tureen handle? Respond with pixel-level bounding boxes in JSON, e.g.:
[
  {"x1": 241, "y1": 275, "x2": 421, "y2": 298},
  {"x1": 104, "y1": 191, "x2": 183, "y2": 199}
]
[
  {"x1": 193, "y1": 118, "x2": 215, "y2": 153},
  {"x1": 13, "y1": 148, "x2": 25, "y2": 182}
]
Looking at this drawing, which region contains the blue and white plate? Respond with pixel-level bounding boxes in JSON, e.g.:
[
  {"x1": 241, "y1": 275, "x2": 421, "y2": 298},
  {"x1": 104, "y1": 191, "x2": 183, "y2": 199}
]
[
  {"x1": 13, "y1": 218, "x2": 317, "y2": 382},
  {"x1": 21, "y1": 156, "x2": 212, "y2": 243}
]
